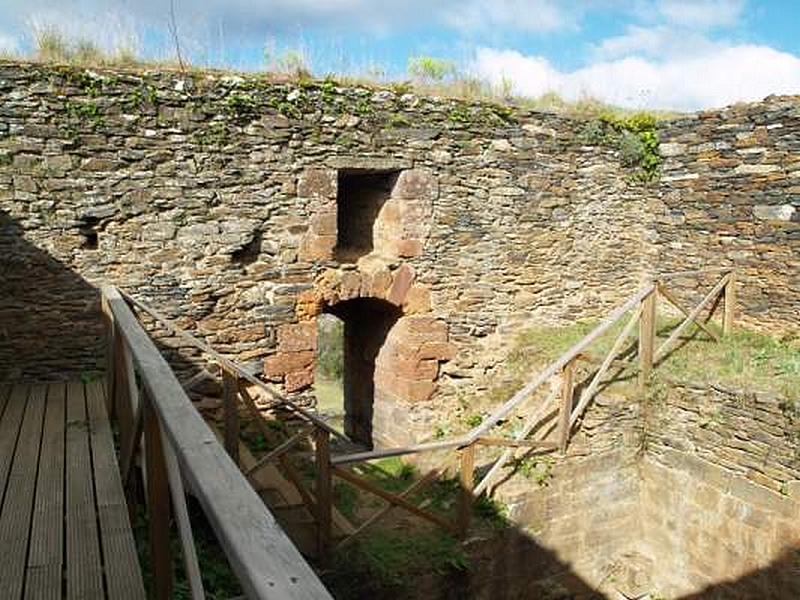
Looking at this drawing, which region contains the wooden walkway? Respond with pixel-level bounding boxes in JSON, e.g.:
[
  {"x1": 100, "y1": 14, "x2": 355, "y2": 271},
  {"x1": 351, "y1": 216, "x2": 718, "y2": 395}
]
[{"x1": 0, "y1": 380, "x2": 146, "y2": 600}]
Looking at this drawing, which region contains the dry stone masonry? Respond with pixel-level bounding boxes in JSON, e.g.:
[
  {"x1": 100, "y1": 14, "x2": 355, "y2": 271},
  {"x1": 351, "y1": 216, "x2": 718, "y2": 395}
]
[
  {"x1": 0, "y1": 60, "x2": 797, "y2": 444},
  {"x1": 0, "y1": 61, "x2": 798, "y2": 600}
]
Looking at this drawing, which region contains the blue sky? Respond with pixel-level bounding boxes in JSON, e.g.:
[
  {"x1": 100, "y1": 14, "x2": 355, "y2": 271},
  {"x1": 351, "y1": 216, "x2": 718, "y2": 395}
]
[{"x1": 1, "y1": 0, "x2": 798, "y2": 110}]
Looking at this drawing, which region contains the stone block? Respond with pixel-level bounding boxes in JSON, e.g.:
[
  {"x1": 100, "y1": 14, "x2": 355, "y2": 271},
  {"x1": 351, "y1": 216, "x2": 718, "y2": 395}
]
[
  {"x1": 382, "y1": 376, "x2": 436, "y2": 403},
  {"x1": 297, "y1": 168, "x2": 336, "y2": 200},
  {"x1": 753, "y1": 204, "x2": 795, "y2": 221},
  {"x1": 262, "y1": 350, "x2": 314, "y2": 378},
  {"x1": 285, "y1": 368, "x2": 313, "y2": 392},
  {"x1": 339, "y1": 271, "x2": 362, "y2": 300},
  {"x1": 299, "y1": 233, "x2": 335, "y2": 260},
  {"x1": 395, "y1": 238, "x2": 422, "y2": 258},
  {"x1": 277, "y1": 322, "x2": 317, "y2": 353},
  {"x1": 371, "y1": 268, "x2": 393, "y2": 298},
  {"x1": 402, "y1": 284, "x2": 430, "y2": 313},
  {"x1": 391, "y1": 168, "x2": 438, "y2": 201},
  {"x1": 416, "y1": 341, "x2": 457, "y2": 361},
  {"x1": 310, "y1": 211, "x2": 337, "y2": 235},
  {"x1": 386, "y1": 264, "x2": 416, "y2": 305}
]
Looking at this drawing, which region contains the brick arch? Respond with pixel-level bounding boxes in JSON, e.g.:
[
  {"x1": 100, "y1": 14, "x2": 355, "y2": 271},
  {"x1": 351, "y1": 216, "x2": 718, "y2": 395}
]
[{"x1": 285, "y1": 263, "x2": 456, "y2": 447}]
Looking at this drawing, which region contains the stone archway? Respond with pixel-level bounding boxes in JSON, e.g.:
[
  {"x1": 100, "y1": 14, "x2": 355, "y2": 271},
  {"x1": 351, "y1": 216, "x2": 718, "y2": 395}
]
[
  {"x1": 325, "y1": 297, "x2": 401, "y2": 447},
  {"x1": 267, "y1": 263, "x2": 456, "y2": 448}
]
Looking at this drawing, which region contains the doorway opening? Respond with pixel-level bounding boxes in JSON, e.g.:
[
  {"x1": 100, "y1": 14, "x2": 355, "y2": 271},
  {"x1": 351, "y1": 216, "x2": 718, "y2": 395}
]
[
  {"x1": 335, "y1": 170, "x2": 399, "y2": 263},
  {"x1": 321, "y1": 297, "x2": 402, "y2": 448}
]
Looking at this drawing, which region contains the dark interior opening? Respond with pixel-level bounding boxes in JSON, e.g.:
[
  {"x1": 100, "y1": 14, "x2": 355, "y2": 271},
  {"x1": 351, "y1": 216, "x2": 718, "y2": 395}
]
[
  {"x1": 325, "y1": 297, "x2": 401, "y2": 448},
  {"x1": 79, "y1": 216, "x2": 100, "y2": 250},
  {"x1": 335, "y1": 170, "x2": 398, "y2": 263}
]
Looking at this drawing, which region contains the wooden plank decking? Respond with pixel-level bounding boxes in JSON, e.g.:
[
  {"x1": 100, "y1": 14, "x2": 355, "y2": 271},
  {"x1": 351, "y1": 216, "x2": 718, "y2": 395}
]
[{"x1": 0, "y1": 380, "x2": 146, "y2": 600}]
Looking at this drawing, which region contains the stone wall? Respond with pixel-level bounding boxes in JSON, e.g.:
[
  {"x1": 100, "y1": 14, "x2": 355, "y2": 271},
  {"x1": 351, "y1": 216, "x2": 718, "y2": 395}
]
[
  {"x1": 498, "y1": 381, "x2": 800, "y2": 598},
  {"x1": 0, "y1": 62, "x2": 797, "y2": 444},
  {"x1": 654, "y1": 99, "x2": 799, "y2": 331},
  {"x1": 638, "y1": 381, "x2": 800, "y2": 597}
]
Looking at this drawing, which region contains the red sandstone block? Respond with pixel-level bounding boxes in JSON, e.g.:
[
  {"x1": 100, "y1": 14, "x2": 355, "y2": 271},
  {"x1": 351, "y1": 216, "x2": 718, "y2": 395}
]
[
  {"x1": 391, "y1": 169, "x2": 438, "y2": 201},
  {"x1": 339, "y1": 271, "x2": 362, "y2": 300},
  {"x1": 390, "y1": 357, "x2": 439, "y2": 380},
  {"x1": 396, "y1": 238, "x2": 422, "y2": 258},
  {"x1": 371, "y1": 268, "x2": 393, "y2": 299},
  {"x1": 402, "y1": 284, "x2": 430, "y2": 312},
  {"x1": 390, "y1": 377, "x2": 436, "y2": 403},
  {"x1": 263, "y1": 350, "x2": 315, "y2": 378},
  {"x1": 299, "y1": 233, "x2": 336, "y2": 260},
  {"x1": 387, "y1": 264, "x2": 416, "y2": 305},
  {"x1": 417, "y1": 341, "x2": 457, "y2": 361},
  {"x1": 285, "y1": 368, "x2": 313, "y2": 392},
  {"x1": 277, "y1": 322, "x2": 317, "y2": 352},
  {"x1": 395, "y1": 315, "x2": 447, "y2": 342}
]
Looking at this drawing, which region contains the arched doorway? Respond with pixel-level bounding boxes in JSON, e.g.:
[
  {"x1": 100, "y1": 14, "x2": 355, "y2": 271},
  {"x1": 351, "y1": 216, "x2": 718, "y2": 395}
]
[{"x1": 324, "y1": 297, "x2": 402, "y2": 449}]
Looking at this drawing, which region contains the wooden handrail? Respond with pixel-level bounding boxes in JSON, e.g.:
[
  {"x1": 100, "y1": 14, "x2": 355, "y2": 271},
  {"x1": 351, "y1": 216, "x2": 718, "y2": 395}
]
[
  {"x1": 464, "y1": 282, "x2": 656, "y2": 444},
  {"x1": 102, "y1": 286, "x2": 333, "y2": 600},
  {"x1": 119, "y1": 289, "x2": 347, "y2": 443}
]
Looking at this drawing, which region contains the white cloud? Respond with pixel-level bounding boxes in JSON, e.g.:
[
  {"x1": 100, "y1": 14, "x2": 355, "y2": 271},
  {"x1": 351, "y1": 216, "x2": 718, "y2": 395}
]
[
  {"x1": 0, "y1": 33, "x2": 21, "y2": 54},
  {"x1": 473, "y1": 44, "x2": 800, "y2": 110},
  {"x1": 657, "y1": 0, "x2": 745, "y2": 29},
  {"x1": 446, "y1": 0, "x2": 577, "y2": 33},
  {"x1": 592, "y1": 25, "x2": 720, "y2": 60}
]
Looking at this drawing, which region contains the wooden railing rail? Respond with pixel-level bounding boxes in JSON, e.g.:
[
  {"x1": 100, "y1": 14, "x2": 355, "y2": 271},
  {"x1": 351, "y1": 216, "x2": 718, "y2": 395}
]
[
  {"x1": 102, "y1": 286, "x2": 332, "y2": 600},
  {"x1": 120, "y1": 290, "x2": 347, "y2": 444},
  {"x1": 106, "y1": 268, "x2": 737, "y2": 559}
]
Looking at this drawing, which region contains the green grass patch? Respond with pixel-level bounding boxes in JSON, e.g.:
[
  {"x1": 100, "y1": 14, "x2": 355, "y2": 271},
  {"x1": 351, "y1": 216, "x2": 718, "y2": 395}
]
[
  {"x1": 325, "y1": 529, "x2": 468, "y2": 598},
  {"x1": 500, "y1": 315, "x2": 798, "y2": 399},
  {"x1": 133, "y1": 500, "x2": 242, "y2": 600}
]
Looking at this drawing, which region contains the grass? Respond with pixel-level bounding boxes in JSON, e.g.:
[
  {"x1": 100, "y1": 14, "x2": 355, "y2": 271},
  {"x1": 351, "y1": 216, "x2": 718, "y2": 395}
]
[
  {"x1": 499, "y1": 314, "x2": 799, "y2": 400},
  {"x1": 133, "y1": 499, "x2": 242, "y2": 600},
  {"x1": 0, "y1": 26, "x2": 688, "y2": 122},
  {"x1": 325, "y1": 529, "x2": 468, "y2": 599}
]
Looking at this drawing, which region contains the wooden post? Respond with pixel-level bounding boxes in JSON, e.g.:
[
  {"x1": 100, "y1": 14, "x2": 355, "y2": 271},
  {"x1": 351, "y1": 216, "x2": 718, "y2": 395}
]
[
  {"x1": 314, "y1": 428, "x2": 332, "y2": 561},
  {"x1": 638, "y1": 288, "x2": 657, "y2": 391},
  {"x1": 143, "y1": 394, "x2": 174, "y2": 600},
  {"x1": 723, "y1": 271, "x2": 736, "y2": 336},
  {"x1": 457, "y1": 444, "x2": 475, "y2": 538},
  {"x1": 222, "y1": 370, "x2": 240, "y2": 467},
  {"x1": 557, "y1": 359, "x2": 575, "y2": 453}
]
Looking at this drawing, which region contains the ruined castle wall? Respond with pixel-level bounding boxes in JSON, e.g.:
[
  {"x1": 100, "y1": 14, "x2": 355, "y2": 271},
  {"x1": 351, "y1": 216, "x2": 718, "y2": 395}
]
[
  {"x1": 637, "y1": 382, "x2": 800, "y2": 598},
  {"x1": 0, "y1": 62, "x2": 651, "y2": 387},
  {"x1": 496, "y1": 382, "x2": 800, "y2": 598},
  {"x1": 0, "y1": 64, "x2": 796, "y2": 416},
  {"x1": 654, "y1": 99, "x2": 799, "y2": 332}
]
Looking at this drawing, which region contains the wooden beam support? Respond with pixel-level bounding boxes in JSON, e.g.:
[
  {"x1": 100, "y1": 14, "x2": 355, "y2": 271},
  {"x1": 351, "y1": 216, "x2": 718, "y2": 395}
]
[
  {"x1": 474, "y1": 437, "x2": 559, "y2": 449},
  {"x1": 457, "y1": 444, "x2": 475, "y2": 538},
  {"x1": 657, "y1": 283, "x2": 719, "y2": 342},
  {"x1": 557, "y1": 359, "x2": 575, "y2": 453},
  {"x1": 336, "y1": 452, "x2": 459, "y2": 550},
  {"x1": 314, "y1": 429, "x2": 332, "y2": 561},
  {"x1": 222, "y1": 370, "x2": 240, "y2": 467},
  {"x1": 473, "y1": 386, "x2": 560, "y2": 497},
  {"x1": 654, "y1": 273, "x2": 729, "y2": 364},
  {"x1": 245, "y1": 426, "x2": 313, "y2": 479},
  {"x1": 638, "y1": 288, "x2": 657, "y2": 391},
  {"x1": 331, "y1": 466, "x2": 458, "y2": 534},
  {"x1": 143, "y1": 395, "x2": 174, "y2": 600},
  {"x1": 570, "y1": 304, "x2": 642, "y2": 428},
  {"x1": 164, "y1": 441, "x2": 206, "y2": 600},
  {"x1": 723, "y1": 270, "x2": 736, "y2": 336}
]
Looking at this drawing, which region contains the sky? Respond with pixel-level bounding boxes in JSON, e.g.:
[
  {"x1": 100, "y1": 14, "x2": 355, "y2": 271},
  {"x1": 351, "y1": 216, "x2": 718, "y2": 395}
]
[{"x1": 0, "y1": 0, "x2": 799, "y2": 110}]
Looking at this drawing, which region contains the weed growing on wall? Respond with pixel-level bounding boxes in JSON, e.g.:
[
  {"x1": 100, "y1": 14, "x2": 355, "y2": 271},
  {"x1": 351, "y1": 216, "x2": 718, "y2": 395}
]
[{"x1": 583, "y1": 112, "x2": 662, "y2": 182}]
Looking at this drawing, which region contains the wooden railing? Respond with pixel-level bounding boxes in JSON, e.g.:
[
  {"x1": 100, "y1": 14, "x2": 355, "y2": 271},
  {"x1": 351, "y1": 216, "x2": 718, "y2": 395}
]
[
  {"x1": 101, "y1": 286, "x2": 333, "y2": 600},
  {"x1": 109, "y1": 269, "x2": 737, "y2": 562}
]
